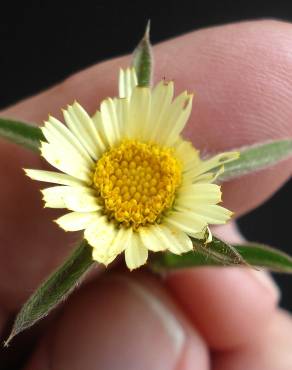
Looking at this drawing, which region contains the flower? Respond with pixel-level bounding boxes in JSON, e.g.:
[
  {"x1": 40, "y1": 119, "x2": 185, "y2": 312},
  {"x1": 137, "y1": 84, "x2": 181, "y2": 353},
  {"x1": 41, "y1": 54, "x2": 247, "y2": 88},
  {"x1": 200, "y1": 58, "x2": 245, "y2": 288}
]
[{"x1": 25, "y1": 68, "x2": 238, "y2": 270}]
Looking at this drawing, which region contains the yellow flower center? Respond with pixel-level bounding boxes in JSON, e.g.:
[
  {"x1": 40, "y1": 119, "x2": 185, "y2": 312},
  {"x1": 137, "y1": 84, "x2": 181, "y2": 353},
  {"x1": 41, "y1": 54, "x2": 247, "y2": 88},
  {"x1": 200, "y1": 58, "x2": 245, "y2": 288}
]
[{"x1": 93, "y1": 140, "x2": 181, "y2": 229}]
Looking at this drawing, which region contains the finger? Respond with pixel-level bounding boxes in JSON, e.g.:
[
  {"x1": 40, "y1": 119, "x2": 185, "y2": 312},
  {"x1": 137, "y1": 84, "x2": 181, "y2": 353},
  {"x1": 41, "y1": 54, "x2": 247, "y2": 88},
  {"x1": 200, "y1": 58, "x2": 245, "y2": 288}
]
[
  {"x1": 166, "y1": 266, "x2": 279, "y2": 350},
  {"x1": 25, "y1": 273, "x2": 209, "y2": 370},
  {"x1": 166, "y1": 222, "x2": 280, "y2": 350},
  {"x1": 212, "y1": 221, "x2": 245, "y2": 244},
  {"x1": 1, "y1": 19, "x2": 292, "y2": 310},
  {"x1": 213, "y1": 310, "x2": 292, "y2": 370}
]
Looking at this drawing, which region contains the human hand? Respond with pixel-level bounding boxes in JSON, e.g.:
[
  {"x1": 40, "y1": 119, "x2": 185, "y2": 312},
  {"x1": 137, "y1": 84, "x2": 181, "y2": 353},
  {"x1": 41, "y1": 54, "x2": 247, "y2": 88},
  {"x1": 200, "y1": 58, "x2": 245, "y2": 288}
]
[{"x1": 0, "y1": 20, "x2": 292, "y2": 369}]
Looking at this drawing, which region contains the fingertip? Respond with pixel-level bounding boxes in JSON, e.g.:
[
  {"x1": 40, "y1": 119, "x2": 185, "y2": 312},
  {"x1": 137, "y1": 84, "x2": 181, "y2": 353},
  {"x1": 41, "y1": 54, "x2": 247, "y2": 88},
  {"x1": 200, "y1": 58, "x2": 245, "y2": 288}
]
[
  {"x1": 166, "y1": 267, "x2": 279, "y2": 350},
  {"x1": 213, "y1": 310, "x2": 292, "y2": 370}
]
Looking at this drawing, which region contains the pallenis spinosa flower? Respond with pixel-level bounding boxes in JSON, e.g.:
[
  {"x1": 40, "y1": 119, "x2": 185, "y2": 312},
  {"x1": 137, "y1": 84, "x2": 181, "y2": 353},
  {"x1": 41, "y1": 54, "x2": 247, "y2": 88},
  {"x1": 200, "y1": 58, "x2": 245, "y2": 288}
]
[{"x1": 25, "y1": 68, "x2": 238, "y2": 270}]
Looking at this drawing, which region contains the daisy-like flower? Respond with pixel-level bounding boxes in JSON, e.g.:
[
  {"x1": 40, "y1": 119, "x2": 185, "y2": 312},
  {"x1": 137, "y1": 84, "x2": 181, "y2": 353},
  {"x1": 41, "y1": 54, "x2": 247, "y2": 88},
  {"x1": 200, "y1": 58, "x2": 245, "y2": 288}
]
[{"x1": 25, "y1": 69, "x2": 238, "y2": 270}]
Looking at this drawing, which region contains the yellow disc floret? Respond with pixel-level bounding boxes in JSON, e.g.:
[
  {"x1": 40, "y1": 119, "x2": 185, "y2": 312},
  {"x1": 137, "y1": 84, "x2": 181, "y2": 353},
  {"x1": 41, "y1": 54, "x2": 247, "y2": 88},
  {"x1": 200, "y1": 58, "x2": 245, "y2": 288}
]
[{"x1": 93, "y1": 140, "x2": 181, "y2": 229}]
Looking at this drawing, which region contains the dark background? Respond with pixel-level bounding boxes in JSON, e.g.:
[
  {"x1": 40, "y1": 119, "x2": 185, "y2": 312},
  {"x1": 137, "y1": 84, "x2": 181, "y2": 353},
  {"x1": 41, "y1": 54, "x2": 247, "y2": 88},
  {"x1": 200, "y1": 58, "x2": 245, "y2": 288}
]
[{"x1": 0, "y1": 0, "x2": 291, "y2": 309}]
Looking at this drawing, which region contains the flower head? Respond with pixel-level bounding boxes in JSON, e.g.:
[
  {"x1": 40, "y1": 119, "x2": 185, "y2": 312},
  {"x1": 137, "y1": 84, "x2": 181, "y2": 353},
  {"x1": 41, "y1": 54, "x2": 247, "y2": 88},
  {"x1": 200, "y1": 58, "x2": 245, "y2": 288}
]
[{"x1": 25, "y1": 68, "x2": 238, "y2": 270}]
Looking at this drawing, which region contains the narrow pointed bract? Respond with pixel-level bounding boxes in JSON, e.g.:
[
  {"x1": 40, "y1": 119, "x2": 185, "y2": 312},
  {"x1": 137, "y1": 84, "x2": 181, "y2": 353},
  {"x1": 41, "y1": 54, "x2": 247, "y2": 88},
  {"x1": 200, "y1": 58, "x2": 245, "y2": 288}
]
[{"x1": 132, "y1": 20, "x2": 153, "y2": 87}]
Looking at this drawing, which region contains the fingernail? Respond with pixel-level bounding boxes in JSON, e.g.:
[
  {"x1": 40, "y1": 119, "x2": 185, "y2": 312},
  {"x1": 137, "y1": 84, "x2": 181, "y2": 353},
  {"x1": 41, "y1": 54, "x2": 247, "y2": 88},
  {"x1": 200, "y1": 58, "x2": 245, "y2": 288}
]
[
  {"x1": 104, "y1": 276, "x2": 186, "y2": 369},
  {"x1": 249, "y1": 269, "x2": 281, "y2": 301},
  {"x1": 119, "y1": 276, "x2": 186, "y2": 356}
]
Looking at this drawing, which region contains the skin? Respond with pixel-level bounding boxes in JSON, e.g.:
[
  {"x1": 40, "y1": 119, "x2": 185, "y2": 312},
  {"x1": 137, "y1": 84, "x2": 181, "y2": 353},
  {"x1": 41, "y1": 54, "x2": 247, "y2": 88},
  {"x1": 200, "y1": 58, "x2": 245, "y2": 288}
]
[{"x1": 0, "y1": 19, "x2": 291, "y2": 369}]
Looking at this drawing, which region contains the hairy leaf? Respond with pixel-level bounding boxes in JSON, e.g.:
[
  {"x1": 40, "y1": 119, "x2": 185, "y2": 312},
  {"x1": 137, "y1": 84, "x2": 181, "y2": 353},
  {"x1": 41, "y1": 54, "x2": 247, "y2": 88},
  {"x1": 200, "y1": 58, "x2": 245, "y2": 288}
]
[
  {"x1": 5, "y1": 240, "x2": 94, "y2": 346},
  {"x1": 0, "y1": 117, "x2": 43, "y2": 152},
  {"x1": 219, "y1": 139, "x2": 292, "y2": 182},
  {"x1": 149, "y1": 237, "x2": 292, "y2": 273}
]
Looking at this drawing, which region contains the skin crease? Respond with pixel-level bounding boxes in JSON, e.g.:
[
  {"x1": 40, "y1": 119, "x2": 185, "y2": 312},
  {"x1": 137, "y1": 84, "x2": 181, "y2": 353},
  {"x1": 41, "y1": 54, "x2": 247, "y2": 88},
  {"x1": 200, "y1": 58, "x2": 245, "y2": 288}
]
[{"x1": 0, "y1": 19, "x2": 290, "y2": 369}]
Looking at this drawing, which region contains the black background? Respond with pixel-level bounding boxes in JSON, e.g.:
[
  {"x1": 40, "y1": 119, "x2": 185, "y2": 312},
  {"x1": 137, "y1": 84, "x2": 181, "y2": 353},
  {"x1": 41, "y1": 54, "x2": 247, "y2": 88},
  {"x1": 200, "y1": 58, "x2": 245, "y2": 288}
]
[{"x1": 0, "y1": 0, "x2": 291, "y2": 312}]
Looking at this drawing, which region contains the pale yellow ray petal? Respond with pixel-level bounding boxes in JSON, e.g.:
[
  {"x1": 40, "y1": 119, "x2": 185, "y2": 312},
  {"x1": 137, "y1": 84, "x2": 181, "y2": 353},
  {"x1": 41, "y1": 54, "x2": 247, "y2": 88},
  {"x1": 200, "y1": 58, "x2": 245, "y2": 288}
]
[
  {"x1": 91, "y1": 227, "x2": 132, "y2": 266},
  {"x1": 176, "y1": 183, "x2": 222, "y2": 205},
  {"x1": 41, "y1": 185, "x2": 68, "y2": 208},
  {"x1": 91, "y1": 110, "x2": 106, "y2": 145},
  {"x1": 139, "y1": 225, "x2": 167, "y2": 252},
  {"x1": 174, "y1": 138, "x2": 200, "y2": 171},
  {"x1": 71, "y1": 102, "x2": 106, "y2": 156},
  {"x1": 192, "y1": 227, "x2": 212, "y2": 243},
  {"x1": 176, "y1": 197, "x2": 221, "y2": 208},
  {"x1": 63, "y1": 188, "x2": 100, "y2": 212},
  {"x1": 24, "y1": 169, "x2": 85, "y2": 187},
  {"x1": 126, "y1": 86, "x2": 150, "y2": 139},
  {"x1": 85, "y1": 216, "x2": 115, "y2": 249},
  {"x1": 107, "y1": 227, "x2": 133, "y2": 256},
  {"x1": 92, "y1": 250, "x2": 118, "y2": 266},
  {"x1": 153, "y1": 224, "x2": 193, "y2": 255},
  {"x1": 41, "y1": 185, "x2": 94, "y2": 208},
  {"x1": 42, "y1": 116, "x2": 93, "y2": 163},
  {"x1": 186, "y1": 152, "x2": 239, "y2": 180},
  {"x1": 63, "y1": 103, "x2": 99, "y2": 159},
  {"x1": 163, "y1": 93, "x2": 193, "y2": 146},
  {"x1": 179, "y1": 183, "x2": 222, "y2": 195},
  {"x1": 112, "y1": 97, "x2": 129, "y2": 138},
  {"x1": 40, "y1": 141, "x2": 92, "y2": 182},
  {"x1": 165, "y1": 211, "x2": 207, "y2": 235},
  {"x1": 41, "y1": 127, "x2": 93, "y2": 170},
  {"x1": 153, "y1": 91, "x2": 193, "y2": 146},
  {"x1": 145, "y1": 80, "x2": 174, "y2": 142},
  {"x1": 125, "y1": 232, "x2": 148, "y2": 270},
  {"x1": 55, "y1": 211, "x2": 99, "y2": 231},
  {"x1": 85, "y1": 216, "x2": 118, "y2": 266},
  {"x1": 182, "y1": 204, "x2": 233, "y2": 224},
  {"x1": 119, "y1": 68, "x2": 138, "y2": 98},
  {"x1": 100, "y1": 98, "x2": 121, "y2": 147},
  {"x1": 190, "y1": 166, "x2": 224, "y2": 184}
]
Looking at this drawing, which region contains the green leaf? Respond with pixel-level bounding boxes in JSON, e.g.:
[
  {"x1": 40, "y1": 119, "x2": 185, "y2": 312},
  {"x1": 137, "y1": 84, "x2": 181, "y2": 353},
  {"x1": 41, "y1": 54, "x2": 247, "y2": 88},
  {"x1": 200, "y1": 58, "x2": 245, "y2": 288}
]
[
  {"x1": 5, "y1": 240, "x2": 94, "y2": 346},
  {"x1": 192, "y1": 236, "x2": 247, "y2": 266},
  {"x1": 219, "y1": 139, "x2": 292, "y2": 182},
  {"x1": 149, "y1": 237, "x2": 292, "y2": 273},
  {"x1": 235, "y1": 243, "x2": 292, "y2": 273},
  {"x1": 0, "y1": 117, "x2": 43, "y2": 152},
  {"x1": 150, "y1": 236, "x2": 246, "y2": 271},
  {"x1": 132, "y1": 20, "x2": 153, "y2": 87}
]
